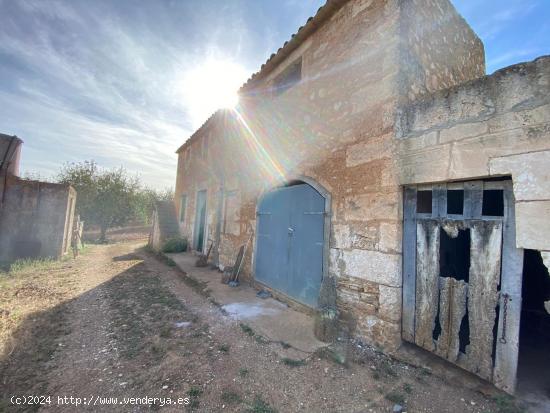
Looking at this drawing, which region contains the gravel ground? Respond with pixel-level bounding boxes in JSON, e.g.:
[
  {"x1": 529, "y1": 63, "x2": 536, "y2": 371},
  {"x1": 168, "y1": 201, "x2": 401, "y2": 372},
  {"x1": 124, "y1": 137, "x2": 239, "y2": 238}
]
[{"x1": 0, "y1": 240, "x2": 524, "y2": 412}]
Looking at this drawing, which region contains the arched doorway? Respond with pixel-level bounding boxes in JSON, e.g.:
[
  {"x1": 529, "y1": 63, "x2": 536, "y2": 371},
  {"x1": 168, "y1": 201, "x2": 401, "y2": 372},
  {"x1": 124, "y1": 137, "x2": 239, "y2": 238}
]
[{"x1": 254, "y1": 179, "x2": 328, "y2": 308}]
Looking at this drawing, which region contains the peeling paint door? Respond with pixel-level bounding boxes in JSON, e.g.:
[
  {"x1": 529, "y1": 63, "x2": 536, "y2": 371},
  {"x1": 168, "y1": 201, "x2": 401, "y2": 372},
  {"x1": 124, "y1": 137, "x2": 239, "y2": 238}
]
[
  {"x1": 402, "y1": 180, "x2": 523, "y2": 393},
  {"x1": 255, "y1": 184, "x2": 324, "y2": 307}
]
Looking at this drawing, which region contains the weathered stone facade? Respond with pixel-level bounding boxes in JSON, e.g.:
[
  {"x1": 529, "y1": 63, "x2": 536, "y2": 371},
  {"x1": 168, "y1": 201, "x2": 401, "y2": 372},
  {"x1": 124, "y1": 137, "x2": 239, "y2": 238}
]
[
  {"x1": 174, "y1": 0, "x2": 492, "y2": 352},
  {"x1": 396, "y1": 56, "x2": 550, "y2": 254}
]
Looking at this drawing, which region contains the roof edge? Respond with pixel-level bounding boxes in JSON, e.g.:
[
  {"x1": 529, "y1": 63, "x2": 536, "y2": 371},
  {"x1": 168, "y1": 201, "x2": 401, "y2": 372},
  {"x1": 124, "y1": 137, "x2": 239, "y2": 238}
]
[{"x1": 175, "y1": 0, "x2": 350, "y2": 154}]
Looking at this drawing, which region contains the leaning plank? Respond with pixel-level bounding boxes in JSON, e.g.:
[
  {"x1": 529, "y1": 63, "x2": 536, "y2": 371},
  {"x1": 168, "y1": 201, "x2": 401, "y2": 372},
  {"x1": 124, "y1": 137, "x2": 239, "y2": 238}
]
[
  {"x1": 461, "y1": 220, "x2": 502, "y2": 380},
  {"x1": 435, "y1": 277, "x2": 468, "y2": 362},
  {"x1": 415, "y1": 220, "x2": 440, "y2": 352}
]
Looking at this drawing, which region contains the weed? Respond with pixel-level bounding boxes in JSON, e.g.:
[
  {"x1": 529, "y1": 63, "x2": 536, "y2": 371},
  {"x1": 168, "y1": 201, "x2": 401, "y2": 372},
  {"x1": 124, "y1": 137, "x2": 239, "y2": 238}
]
[
  {"x1": 372, "y1": 371, "x2": 381, "y2": 380},
  {"x1": 279, "y1": 341, "x2": 291, "y2": 349},
  {"x1": 218, "y1": 344, "x2": 230, "y2": 353},
  {"x1": 404, "y1": 383, "x2": 413, "y2": 394},
  {"x1": 238, "y1": 368, "x2": 249, "y2": 377},
  {"x1": 420, "y1": 367, "x2": 432, "y2": 376},
  {"x1": 380, "y1": 359, "x2": 396, "y2": 377},
  {"x1": 161, "y1": 237, "x2": 188, "y2": 253},
  {"x1": 160, "y1": 325, "x2": 172, "y2": 338},
  {"x1": 492, "y1": 394, "x2": 525, "y2": 413},
  {"x1": 240, "y1": 323, "x2": 255, "y2": 337},
  {"x1": 255, "y1": 334, "x2": 268, "y2": 344},
  {"x1": 221, "y1": 390, "x2": 242, "y2": 405},
  {"x1": 281, "y1": 357, "x2": 306, "y2": 367},
  {"x1": 313, "y1": 347, "x2": 346, "y2": 366},
  {"x1": 385, "y1": 392, "x2": 405, "y2": 405},
  {"x1": 246, "y1": 396, "x2": 276, "y2": 413},
  {"x1": 188, "y1": 387, "x2": 203, "y2": 398}
]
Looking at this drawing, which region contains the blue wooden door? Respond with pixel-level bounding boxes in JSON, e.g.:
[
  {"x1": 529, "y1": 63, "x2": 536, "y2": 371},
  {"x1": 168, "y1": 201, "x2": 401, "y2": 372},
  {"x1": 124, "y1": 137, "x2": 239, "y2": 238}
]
[{"x1": 256, "y1": 184, "x2": 324, "y2": 307}]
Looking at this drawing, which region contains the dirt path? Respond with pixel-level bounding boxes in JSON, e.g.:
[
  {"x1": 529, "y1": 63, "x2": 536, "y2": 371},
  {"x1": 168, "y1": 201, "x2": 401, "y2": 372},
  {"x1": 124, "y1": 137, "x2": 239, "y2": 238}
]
[{"x1": 1, "y1": 241, "x2": 524, "y2": 412}]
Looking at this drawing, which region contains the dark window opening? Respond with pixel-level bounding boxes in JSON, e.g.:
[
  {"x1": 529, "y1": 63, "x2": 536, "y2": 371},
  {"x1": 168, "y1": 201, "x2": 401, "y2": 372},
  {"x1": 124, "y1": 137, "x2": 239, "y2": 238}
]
[
  {"x1": 439, "y1": 227, "x2": 471, "y2": 282},
  {"x1": 458, "y1": 306, "x2": 471, "y2": 354},
  {"x1": 273, "y1": 59, "x2": 302, "y2": 96},
  {"x1": 417, "y1": 190, "x2": 432, "y2": 213},
  {"x1": 517, "y1": 250, "x2": 550, "y2": 404},
  {"x1": 447, "y1": 190, "x2": 464, "y2": 215},
  {"x1": 433, "y1": 300, "x2": 442, "y2": 341},
  {"x1": 482, "y1": 189, "x2": 504, "y2": 216}
]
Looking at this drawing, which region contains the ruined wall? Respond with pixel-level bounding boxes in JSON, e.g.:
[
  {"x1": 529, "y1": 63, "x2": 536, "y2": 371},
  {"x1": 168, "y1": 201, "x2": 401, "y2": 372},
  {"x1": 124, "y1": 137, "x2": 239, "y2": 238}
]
[
  {"x1": 0, "y1": 175, "x2": 75, "y2": 262},
  {"x1": 174, "y1": 0, "x2": 484, "y2": 351},
  {"x1": 396, "y1": 56, "x2": 550, "y2": 256}
]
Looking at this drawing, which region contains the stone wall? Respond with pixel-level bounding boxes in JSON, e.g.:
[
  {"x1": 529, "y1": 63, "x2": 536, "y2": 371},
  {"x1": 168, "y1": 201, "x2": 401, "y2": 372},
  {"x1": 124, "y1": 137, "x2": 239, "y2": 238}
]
[
  {"x1": 396, "y1": 56, "x2": 550, "y2": 256},
  {"x1": 0, "y1": 175, "x2": 76, "y2": 262},
  {"x1": 174, "y1": 0, "x2": 484, "y2": 351}
]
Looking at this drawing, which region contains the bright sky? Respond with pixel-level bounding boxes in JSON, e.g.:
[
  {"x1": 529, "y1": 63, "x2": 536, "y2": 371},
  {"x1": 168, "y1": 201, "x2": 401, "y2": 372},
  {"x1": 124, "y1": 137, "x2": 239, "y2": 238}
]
[{"x1": 0, "y1": 0, "x2": 548, "y2": 188}]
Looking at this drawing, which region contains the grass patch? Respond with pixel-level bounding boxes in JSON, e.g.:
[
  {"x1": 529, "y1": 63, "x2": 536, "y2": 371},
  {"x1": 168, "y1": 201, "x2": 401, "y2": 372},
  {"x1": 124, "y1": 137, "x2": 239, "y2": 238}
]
[
  {"x1": 404, "y1": 383, "x2": 413, "y2": 394},
  {"x1": 281, "y1": 357, "x2": 306, "y2": 367},
  {"x1": 312, "y1": 346, "x2": 346, "y2": 366},
  {"x1": 238, "y1": 368, "x2": 249, "y2": 377},
  {"x1": 0, "y1": 254, "x2": 56, "y2": 276},
  {"x1": 492, "y1": 394, "x2": 525, "y2": 413},
  {"x1": 221, "y1": 390, "x2": 242, "y2": 405},
  {"x1": 246, "y1": 396, "x2": 276, "y2": 413},
  {"x1": 379, "y1": 359, "x2": 397, "y2": 377},
  {"x1": 385, "y1": 392, "x2": 405, "y2": 405}
]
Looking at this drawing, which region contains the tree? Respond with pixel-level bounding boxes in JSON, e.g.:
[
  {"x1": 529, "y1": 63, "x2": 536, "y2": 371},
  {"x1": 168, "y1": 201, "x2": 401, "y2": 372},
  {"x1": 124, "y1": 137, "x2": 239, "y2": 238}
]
[{"x1": 58, "y1": 161, "x2": 140, "y2": 241}]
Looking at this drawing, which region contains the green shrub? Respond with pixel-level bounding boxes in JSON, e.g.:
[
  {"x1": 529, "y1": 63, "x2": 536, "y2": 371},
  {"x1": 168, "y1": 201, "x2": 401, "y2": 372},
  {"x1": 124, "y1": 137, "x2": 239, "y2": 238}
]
[{"x1": 161, "y1": 237, "x2": 188, "y2": 253}]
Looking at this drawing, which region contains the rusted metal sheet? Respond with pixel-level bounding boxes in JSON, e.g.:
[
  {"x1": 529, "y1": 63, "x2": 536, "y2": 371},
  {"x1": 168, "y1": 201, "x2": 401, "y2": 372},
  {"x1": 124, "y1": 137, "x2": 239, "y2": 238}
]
[
  {"x1": 414, "y1": 220, "x2": 440, "y2": 352},
  {"x1": 459, "y1": 220, "x2": 502, "y2": 380}
]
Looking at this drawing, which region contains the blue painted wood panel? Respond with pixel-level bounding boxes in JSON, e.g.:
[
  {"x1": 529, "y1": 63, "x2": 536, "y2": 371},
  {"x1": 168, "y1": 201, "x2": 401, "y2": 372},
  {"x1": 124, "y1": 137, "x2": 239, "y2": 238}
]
[{"x1": 256, "y1": 184, "x2": 324, "y2": 307}]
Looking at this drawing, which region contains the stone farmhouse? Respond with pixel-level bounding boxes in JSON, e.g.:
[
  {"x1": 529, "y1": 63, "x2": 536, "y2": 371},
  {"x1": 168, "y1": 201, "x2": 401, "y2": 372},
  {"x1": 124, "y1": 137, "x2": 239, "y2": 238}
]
[{"x1": 172, "y1": 0, "x2": 550, "y2": 394}]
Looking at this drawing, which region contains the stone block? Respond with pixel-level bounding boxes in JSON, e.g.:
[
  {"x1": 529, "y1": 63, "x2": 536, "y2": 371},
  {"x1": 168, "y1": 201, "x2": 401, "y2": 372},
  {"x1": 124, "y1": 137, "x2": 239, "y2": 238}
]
[
  {"x1": 341, "y1": 249, "x2": 401, "y2": 287},
  {"x1": 516, "y1": 201, "x2": 550, "y2": 251},
  {"x1": 489, "y1": 150, "x2": 550, "y2": 201},
  {"x1": 398, "y1": 131, "x2": 438, "y2": 152},
  {"x1": 344, "y1": 191, "x2": 400, "y2": 221},
  {"x1": 378, "y1": 285, "x2": 402, "y2": 322},
  {"x1": 439, "y1": 121, "x2": 488, "y2": 144},
  {"x1": 331, "y1": 224, "x2": 352, "y2": 249},
  {"x1": 346, "y1": 133, "x2": 393, "y2": 167},
  {"x1": 378, "y1": 222, "x2": 402, "y2": 253},
  {"x1": 398, "y1": 143, "x2": 451, "y2": 185}
]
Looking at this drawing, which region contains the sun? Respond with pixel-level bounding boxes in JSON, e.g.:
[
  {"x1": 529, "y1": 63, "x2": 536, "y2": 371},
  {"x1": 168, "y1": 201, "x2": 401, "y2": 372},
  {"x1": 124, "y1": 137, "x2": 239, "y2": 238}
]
[{"x1": 179, "y1": 58, "x2": 249, "y2": 127}]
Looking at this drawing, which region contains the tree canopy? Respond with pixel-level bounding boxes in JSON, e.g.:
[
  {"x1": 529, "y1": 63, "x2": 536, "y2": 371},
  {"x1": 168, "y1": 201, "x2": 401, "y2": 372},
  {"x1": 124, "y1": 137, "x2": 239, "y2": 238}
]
[{"x1": 57, "y1": 161, "x2": 172, "y2": 241}]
